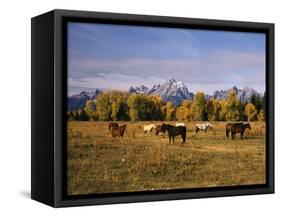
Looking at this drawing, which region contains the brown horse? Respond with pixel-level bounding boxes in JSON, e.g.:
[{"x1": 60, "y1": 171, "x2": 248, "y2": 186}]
[
  {"x1": 108, "y1": 122, "x2": 119, "y2": 131},
  {"x1": 155, "y1": 125, "x2": 166, "y2": 136},
  {"x1": 111, "y1": 124, "x2": 127, "y2": 138},
  {"x1": 225, "y1": 122, "x2": 243, "y2": 138},
  {"x1": 231, "y1": 123, "x2": 251, "y2": 140}
]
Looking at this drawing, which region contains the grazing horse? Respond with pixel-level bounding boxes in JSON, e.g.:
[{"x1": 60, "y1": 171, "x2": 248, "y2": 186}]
[
  {"x1": 225, "y1": 122, "x2": 243, "y2": 138},
  {"x1": 205, "y1": 123, "x2": 213, "y2": 129},
  {"x1": 195, "y1": 123, "x2": 212, "y2": 135},
  {"x1": 175, "y1": 122, "x2": 185, "y2": 127},
  {"x1": 108, "y1": 122, "x2": 119, "y2": 131},
  {"x1": 155, "y1": 125, "x2": 166, "y2": 136},
  {"x1": 161, "y1": 124, "x2": 186, "y2": 144},
  {"x1": 231, "y1": 123, "x2": 251, "y2": 140},
  {"x1": 143, "y1": 123, "x2": 156, "y2": 134},
  {"x1": 111, "y1": 125, "x2": 127, "y2": 138}
]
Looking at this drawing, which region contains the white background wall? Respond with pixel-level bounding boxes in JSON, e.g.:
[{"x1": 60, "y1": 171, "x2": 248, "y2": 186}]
[{"x1": 0, "y1": 0, "x2": 279, "y2": 216}]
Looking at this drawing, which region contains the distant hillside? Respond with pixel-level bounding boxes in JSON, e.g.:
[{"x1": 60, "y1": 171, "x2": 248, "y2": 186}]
[{"x1": 68, "y1": 89, "x2": 102, "y2": 111}]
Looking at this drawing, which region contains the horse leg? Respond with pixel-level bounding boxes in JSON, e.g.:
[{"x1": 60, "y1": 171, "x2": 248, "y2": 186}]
[
  {"x1": 182, "y1": 134, "x2": 186, "y2": 144},
  {"x1": 168, "y1": 135, "x2": 171, "y2": 144},
  {"x1": 231, "y1": 132, "x2": 234, "y2": 140},
  {"x1": 172, "y1": 136, "x2": 174, "y2": 144},
  {"x1": 241, "y1": 132, "x2": 244, "y2": 140}
]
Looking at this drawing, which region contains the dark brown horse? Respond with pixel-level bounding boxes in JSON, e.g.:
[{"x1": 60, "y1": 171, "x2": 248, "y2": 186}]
[
  {"x1": 231, "y1": 123, "x2": 251, "y2": 140},
  {"x1": 155, "y1": 125, "x2": 166, "y2": 136},
  {"x1": 108, "y1": 122, "x2": 119, "y2": 131},
  {"x1": 225, "y1": 122, "x2": 243, "y2": 138},
  {"x1": 160, "y1": 124, "x2": 186, "y2": 144},
  {"x1": 111, "y1": 125, "x2": 127, "y2": 138}
]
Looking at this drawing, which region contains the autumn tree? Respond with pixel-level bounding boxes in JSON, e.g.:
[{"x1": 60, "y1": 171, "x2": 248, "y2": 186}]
[
  {"x1": 165, "y1": 101, "x2": 176, "y2": 121},
  {"x1": 96, "y1": 93, "x2": 112, "y2": 121},
  {"x1": 193, "y1": 92, "x2": 207, "y2": 121},
  {"x1": 176, "y1": 100, "x2": 193, "y2": 121},
  {"x1": 225, "y1": 91, "x2": 241, "y2": 121},
  {"x1": 84, "y1": 100, "x2": 99, "y2": 120},
  {"x1": 245, "y1": 102, "x2": 258, "y2": 121}
]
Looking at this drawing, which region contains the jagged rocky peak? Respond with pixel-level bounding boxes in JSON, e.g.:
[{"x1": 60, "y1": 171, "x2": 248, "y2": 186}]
[
  {"x1": 68, "y1": 88, "x2": 103, "y2": 111},
  {"x1": 167, "y1": 76, "x2": 176, "y2": 83},
  {"x1": 78, "y1": 89, "x2": 102, "y2": 98},
  {"x1": 129, "y1": 77, "x2": 193, "y2": 106},
  {"x1": 129, "y1": 85, "x2": 149, "y2": 94},
  {"x1": 213, "y1": 86, "x2": 261, "y2": 102}
]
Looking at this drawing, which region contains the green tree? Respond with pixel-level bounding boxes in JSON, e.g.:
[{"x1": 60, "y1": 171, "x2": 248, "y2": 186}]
[
  {"x1": 110, "y1": 91, "x2": 130, "y2": 121},
  {"x1": 127, "y1": 94, "x2": 147, "y2": 121},
  {"x1": 78, "y1": 109, "x2": 89, "y2": 121},
  {"x1": 67, "y1": 111, "x2": 74, "y2": 120},
  {"x1": 250, "y1": 94, "x2": 263, "y2": 112},
  {"x1": 257, "y1": 109, "x2": 265, "y2": 121},
  {"x1": 193, "y1": 92, "x2": 207, "y2": 121},
  {"x1": 150, "y1": 95, "x2": 166, "y2": 120},
  {"x1": 73, "y1": 111, "x2": 80, "y2": 121}
]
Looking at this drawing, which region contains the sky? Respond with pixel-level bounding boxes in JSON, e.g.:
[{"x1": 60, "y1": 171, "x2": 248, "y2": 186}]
[{"x1": 67, "y1": 22, "x2": 266, "y2": 96}]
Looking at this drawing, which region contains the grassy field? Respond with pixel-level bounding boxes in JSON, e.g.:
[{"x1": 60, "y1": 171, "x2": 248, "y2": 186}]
[{"x1": 67, "y1": 121, "x2": 266, "y2": 195}]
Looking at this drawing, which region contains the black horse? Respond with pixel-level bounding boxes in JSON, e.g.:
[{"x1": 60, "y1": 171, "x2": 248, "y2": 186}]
[
  {"x1": 160, "y1": 124, "x2": 186, "y2": 144},
  {"x1": 231, "y1": 123, "x2": 251, "y2": 140}
]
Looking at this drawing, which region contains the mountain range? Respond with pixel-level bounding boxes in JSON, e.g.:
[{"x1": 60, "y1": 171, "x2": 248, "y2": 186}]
[
  {"x1": 68, "y1": 77, "x2": 262, "y2": 110},
  {"x1": 68, "y1": 89, "x2": 102, "y2": 111},
  {"x1": 129, "y1": 77, "x2": 194, "y2": 105}
]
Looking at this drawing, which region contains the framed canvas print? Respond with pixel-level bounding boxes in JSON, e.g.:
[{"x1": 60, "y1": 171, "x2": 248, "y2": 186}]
[{"x1": 31, "y1": 9, "x2": 274, "y2": 207}]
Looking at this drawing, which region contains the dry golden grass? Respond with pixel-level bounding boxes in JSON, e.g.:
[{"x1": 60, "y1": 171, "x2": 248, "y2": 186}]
[{"x1": 67, "y1": 121, "x2": 266, "y2": 195}]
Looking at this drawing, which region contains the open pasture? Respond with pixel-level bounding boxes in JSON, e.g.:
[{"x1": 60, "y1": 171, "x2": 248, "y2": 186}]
[{"x1": 67, "y1": 121, "x2": 266, "y2": 195}]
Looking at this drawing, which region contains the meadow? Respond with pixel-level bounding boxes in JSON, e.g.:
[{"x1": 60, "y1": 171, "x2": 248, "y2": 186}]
[{"x1": 67, "y1": 121, "x2": 266, "y2": 195}]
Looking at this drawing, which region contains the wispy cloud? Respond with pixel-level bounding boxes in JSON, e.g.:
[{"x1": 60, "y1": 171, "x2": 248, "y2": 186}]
[
  {"x1": 68, "y1": 22, "x2": 266, "y2": 95},
  {"x1": 68, "y1": 50, "x2": 265, "y2": 94}
]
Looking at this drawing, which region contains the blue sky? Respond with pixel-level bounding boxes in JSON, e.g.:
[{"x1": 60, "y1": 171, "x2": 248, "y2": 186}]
[{"x1": 68, "y1": 22, "x2": 266, "y2": 96}]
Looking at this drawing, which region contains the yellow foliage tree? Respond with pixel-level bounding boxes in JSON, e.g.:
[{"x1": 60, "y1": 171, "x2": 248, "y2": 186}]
[
  {"x1": 165, "y1": 102, "x2": 176, "y2": 121},
  {"x1": 257, "y1": 109, "x2": 265, "y2": 121},
  {"x1": 245, "y1": 102, "x2": 258, "y2": 121},
  {"x1": 176, "y1": 100, "x2": 194, "y2": 121}
]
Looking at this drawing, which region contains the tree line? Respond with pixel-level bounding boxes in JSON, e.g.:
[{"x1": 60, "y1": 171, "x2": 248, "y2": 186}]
[{"x1": 67, "y1": 91, "x2": 265, "y2": 122}]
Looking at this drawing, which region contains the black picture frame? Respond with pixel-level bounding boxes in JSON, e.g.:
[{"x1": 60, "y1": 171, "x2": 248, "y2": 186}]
[{"x1": 31, "y1": 9, "x2": 274, "y2": 207}]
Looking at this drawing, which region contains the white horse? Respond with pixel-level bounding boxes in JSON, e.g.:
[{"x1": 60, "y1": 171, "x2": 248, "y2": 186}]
[
  {"x1": 195, "y1": 123, "x2": 212, "y2": 135},
  {"x1": 175, "y1": 122, "x2": 185, "y2": 127},
  {"x1": 205, "y1": 122, "x2": 213, "y2": 129},
  {"x1": 143, "y1": 124, "x2": 156, "y2": 134}
]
